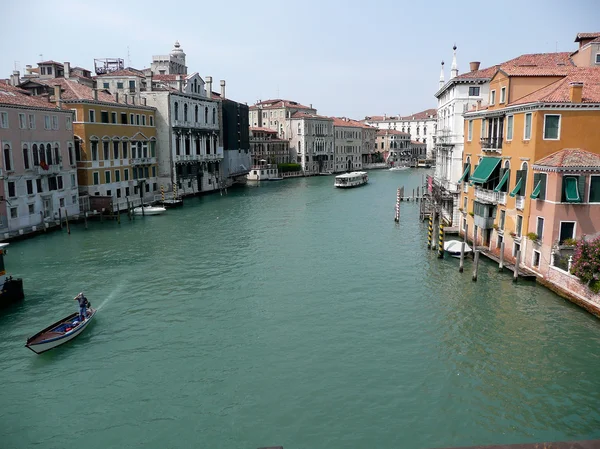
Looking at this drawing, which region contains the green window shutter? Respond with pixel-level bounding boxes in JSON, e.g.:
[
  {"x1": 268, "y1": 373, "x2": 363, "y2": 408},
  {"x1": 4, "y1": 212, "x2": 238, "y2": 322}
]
[
  {"x1": 578, "y1": 175, "x2": 586, "y2": 202},
  {"x1": 519, "y1": 170, "x2": 527, "y2": 196},
  {"x1": 458, "y1": 164, "x2": 470, "y2": 183},
  {"x1": 563, "y1": 176, "x2": 581, "y2": 202},
  {"x1": 494, "y1": 168, "x2": 510, "y2": 192},
  {"x1": 590, "y1": 176, "x2": 600, "y2": 203},
  {"x1": 509, "y1": 177, "x2": 523, "y2": 197},
  {"x1": 539, "y1": 173, "x2": 547, "y2": 200}
]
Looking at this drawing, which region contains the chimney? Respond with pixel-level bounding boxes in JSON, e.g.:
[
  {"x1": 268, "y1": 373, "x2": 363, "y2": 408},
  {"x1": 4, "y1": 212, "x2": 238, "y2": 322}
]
[
  {"x1": 220, "y1": 80, "x2": 226, "y2": 99},
  {"x1": 205, "y1": 76, "x2": 212, "y2": 98},
  {"x1": 10, "y1": 70, "x2": 20, "y2": 86},
  {"x1": 476, "y1": 99, "x2": 482, "y2": 111},
  {"x1": 64, "y1": 62, "x2": 71, "y2": 79},
  {"x1": 147, "y1": 73, "x2": 153, "y2": 92},
  {"x1": 469, "y1": 61, "x2": 481, "y2": 72},
  {"x1": 569, "y1": 82, "x2": 583, "y2": 103},
  {"x1": 92, "y1": 88, "x2": 98, "y2": 101},
  {"x1": 176, "y1": 75, "x2": 183, "y2": 92},
  {"x1": 310, "y1": 103, "x2": 313, "y2": 109},
  {"x1": 54, "y1": 85, "x2": 62, "y2": 109},
  {"x1": 115, "y1": 92, "x2": 119, "y2": 103}
]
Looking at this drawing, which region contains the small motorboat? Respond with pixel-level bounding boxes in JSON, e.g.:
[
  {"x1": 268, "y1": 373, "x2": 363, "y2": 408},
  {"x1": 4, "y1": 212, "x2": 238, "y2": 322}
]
[
  {"x1": 132, "y1": 205, "x2": 166, "y2": 216},
  {"x1": 26, "y1": 307, "x2": 97, "y2": 354},
  {"x1": 444, "y1": 240, "x2": 472, "y2": 258},
  {"x1": 389, "y1": 165, "x2": 409, "y2": 171}
]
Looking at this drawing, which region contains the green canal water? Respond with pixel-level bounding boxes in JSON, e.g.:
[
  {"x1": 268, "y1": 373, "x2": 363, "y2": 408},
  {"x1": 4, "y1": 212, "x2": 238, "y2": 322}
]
[{"x1": 1, "y1": 170, "x2": 600, "y2": 449}]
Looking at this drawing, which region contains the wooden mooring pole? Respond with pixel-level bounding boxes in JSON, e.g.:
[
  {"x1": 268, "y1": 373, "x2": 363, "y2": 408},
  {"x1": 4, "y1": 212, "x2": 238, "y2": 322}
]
[
  {"x1": 59, "y1": 208, "x2": 63, "y2": 229},
  {"x1": 126, "y1": 198, "x2": 131, "y2": 221},
  {"x1": 459, "y1": 241, "x2": 465, "y2": 273},
  {"x1": 394, "y1": 187, "x2": 400, "y2": 222},
  {"x1": 65, "y1": 209, "x2": 70, "y2": 235},
  {"x1": 84, "y1": 211, "x2": 88, "y2": 230},
  {"x1": 472, "y1": 250, "x2": 480, "y2": 281},
  {"x1": 514, "y1": 249, "x2": 521, "y2": 282},
  {"x1": 437, "y1": 223, "x2": 444, "y2": 259},
  {"x1": 499, "y1": 241, "x2": 505, "y2": 271},
  {"x1": 427, "y1": 212, "x2": 433, "y2": 248}
]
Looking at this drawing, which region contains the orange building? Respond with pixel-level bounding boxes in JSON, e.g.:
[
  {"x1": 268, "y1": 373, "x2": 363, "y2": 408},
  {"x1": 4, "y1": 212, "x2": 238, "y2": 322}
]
[{"x1": 458, "y1": 66, "x2": 600, "y2": 272}]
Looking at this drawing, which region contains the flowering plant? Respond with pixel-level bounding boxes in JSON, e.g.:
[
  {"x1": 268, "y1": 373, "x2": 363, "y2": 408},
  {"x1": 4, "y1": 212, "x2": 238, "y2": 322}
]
[{"x1": 570, "y1": 236, "x2": 600, "y2": 294}]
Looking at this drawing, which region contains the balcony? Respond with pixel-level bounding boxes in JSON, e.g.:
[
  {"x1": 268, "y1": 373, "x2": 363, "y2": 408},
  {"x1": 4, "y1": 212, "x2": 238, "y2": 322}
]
[
  {"x1": 131, "y1": 157, "x2": 156, "y2": 165},
  {"x1": 516, "y1": 195, "x2": 525, "y2": 210},
  {"x1": 480, "y1": 137, "x2": 503, "y2": 152},
  {"x1": 474, "y1": 187, "x2": 506, "y2": 205},
  {"x1": 35, "y1": 165, "x2": 62, "y2": 175}
]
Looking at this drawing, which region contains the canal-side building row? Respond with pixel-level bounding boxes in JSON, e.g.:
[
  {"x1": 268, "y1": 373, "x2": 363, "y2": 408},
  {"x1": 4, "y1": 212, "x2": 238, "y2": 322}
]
[
  {"x1": 249, "y1": 127, "x2": 290, "y2": 165},
  {"x1": 459, "y1": 66, "x2": 600, "y2": 303},
  {"x1": 287, "y1": 111, "x2": 335, "y2": 174},
  {"x1": 0, "y1": 81, "x2": 79, "y2": 235}
]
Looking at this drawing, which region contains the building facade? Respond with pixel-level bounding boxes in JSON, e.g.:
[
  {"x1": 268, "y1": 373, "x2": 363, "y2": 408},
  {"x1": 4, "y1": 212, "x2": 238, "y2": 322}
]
[
  {"x1": 332, "y1": 117, "x2": 365, "y2": 172},
  {"x1": 249, "y1": 127, "x2": 290, "y2": 165},
  {"x1": 249, "y1": 99, "x2": 316, "y2": 139},
  {"x1": 375, "y1": 129, "x2": 410, "y2": 164},
  {"x1": 287, "y1": 111, "x2": 334, "y2": 174},
  {"x1": 0, "y1": 82, "x2": 79, "y2": 234},
  {"x1": 459, "y1": 67, "x2": 600, "y2": 275},
  {"x1": 363, "y1": 108, "x2": 437, "y2": 158},
  {"x1": 220, "y1": 96, "x2": 251, "y2": 185}
]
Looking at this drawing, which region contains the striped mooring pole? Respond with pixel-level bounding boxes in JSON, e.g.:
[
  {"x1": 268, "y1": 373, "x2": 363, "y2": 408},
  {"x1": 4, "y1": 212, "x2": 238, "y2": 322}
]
[
  {"x1": 427, "y1": 214, "x2": 433, "y2": 249},
  {"x1": 173, "y1": 182, "x2": 177, "y2": 200},
  {"x1": 394, "y1": 187, "x2": 400, "y2": 222},
  {"x1": 437, "y1": 222, "x2": 444, "y2": 259},
  {"x1": 161, "y1": 184, "x2": 165, "y2": 202}
]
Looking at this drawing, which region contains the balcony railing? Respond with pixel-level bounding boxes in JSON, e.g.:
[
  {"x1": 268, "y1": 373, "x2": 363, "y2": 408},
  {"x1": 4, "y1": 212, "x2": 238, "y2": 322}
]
[
  {"x1": 131, "y1": 157, "x2": 156, "y2": 165},
  {"x1": 474, "y1": 187, "x2": 506, "y2": 205},
  {"x1": 35, "y1": 165, "x2": 62, "y2": 175},
  {"x1": 480, "y1": 137, "x2": 503, "y2": 151},
  {"x1": 516, "y1": 195, "x2": 525, "y2": 210}
]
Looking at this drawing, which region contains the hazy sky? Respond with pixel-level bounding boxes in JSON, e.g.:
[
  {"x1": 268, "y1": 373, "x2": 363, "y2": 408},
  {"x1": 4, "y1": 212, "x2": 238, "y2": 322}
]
[{"x1": 1, "y1": 0, "x2": 598, "y2": 118}]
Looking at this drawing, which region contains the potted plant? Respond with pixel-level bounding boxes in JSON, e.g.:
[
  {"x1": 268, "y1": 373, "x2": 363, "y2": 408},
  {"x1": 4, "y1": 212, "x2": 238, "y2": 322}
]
[
  {"x1": 527, "y1": 232, "x2": 539, "y2": 242},
  {"x1": 468, "y1": 211, "x2": 474, "y2": 217},
  {"x1": 563, "y1": 238, "x2": 577, "y2": 247},
  {"x1": 509, "y1": 231, "x2": 517, "y2": 238},
  {"x1": 493, "y1": 224, "x2": 499, "y2": 231}
]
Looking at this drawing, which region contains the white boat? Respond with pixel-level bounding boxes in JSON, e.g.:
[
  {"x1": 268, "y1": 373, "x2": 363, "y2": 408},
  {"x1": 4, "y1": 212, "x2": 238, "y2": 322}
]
[
  {"x1": 26, "y1": 307, "x2": 97, "y2": 354},
  {"x1": 132, "y1": 205, "x2": 166, "y2": 216},
  {"x1": 444, "y1": 240, "x2": 472, "y2": 258},
  {"x1": 247, "y1": 161, "x2": 282, "y2": 181},
  {"x1": 389, "y1": 165, "x2": 409, "y2": 171},
  {"x1": 334, "y1": 171, "x2": 368, "y2": 188}
]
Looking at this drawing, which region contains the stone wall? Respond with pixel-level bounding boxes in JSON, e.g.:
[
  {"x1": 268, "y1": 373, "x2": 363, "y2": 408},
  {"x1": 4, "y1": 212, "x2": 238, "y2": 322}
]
[{"x1": 539, "y1": 266, "x2": 600, "y2": 317}]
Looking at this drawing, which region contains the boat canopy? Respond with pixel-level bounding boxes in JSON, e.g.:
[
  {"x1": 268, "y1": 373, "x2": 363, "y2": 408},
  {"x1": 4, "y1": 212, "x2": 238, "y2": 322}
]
[
  {"x1": 493, "y1": 169, "x2": 510, "y2": 192},
  {"x1": 469, "y1": 157, "x2": 501, "y2": 184}
]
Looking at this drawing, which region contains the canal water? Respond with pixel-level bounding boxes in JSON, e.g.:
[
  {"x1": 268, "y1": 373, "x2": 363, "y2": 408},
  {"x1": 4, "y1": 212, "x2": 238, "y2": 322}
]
[{"x1": 1, "y1": 170, "x2": 600, "y2": 449}]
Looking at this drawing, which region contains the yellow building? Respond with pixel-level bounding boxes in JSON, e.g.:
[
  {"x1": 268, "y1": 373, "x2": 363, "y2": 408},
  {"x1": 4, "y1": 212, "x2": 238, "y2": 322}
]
[
  {"x1": 47, "y1": 79, "x2": 159, "y2": 208},
  {"x1": 459, "y1": 65, "x2": 600, "y2": 267}
]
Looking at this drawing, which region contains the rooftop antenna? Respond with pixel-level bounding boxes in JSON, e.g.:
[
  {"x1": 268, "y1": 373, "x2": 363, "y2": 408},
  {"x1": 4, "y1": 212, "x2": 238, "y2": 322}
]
[
  {"x1": 39, "y1": 54, "x2": 43, "y2": 62},
  {"x1": 14, "y1": 61, "x2": 19, "y2": 71},
  {"x1": 127, "y1": 46, "x2": 131, "y2": 67}
]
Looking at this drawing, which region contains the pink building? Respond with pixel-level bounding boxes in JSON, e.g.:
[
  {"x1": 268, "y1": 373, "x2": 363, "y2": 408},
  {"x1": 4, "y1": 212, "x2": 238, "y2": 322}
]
[
  {"x1": 526, "y1": 149, "x2": 600, "y2": 309},
  {"x1": 0, "y1": 82, "x2": 79, "y2": 236}
]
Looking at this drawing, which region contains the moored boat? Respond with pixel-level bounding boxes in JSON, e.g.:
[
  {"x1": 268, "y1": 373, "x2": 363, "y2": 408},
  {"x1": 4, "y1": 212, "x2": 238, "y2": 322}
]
[
  {"x1": 0, "y1": 243, "x2": 24, "y2": 308},
  {"x1": 334, "y1": 171, "x2": 369, "y2": 188},
  {"x1": 132, "y1": 205, "x2": 167, "y2": 216},
  {"x1": 444, "y1": 240, "x2": 472, "y2": 258},
  {"x1": 389, "y1": 165, "x2": 409, "y2": 171},
  {"x1": 25, "y1": 307, "x2": 96, "y2": 354}
]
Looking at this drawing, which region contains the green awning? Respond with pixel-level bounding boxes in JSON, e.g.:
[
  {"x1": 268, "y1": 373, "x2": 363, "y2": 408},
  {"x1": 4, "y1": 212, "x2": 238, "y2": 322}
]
[
  {"x1": 509, "y1": 177, "x2": 523, "y2": 197},
  {"x1": 469, "y1": 157, "x2": 501, "y2": 184},
  {"x1": 458, "y1": 164, "x2": 470, "y2": 183},
  {"x1": 564, "y1": 176, "x2": 580, "y2": 202},
  {"x1": 530, "y1": 180, "x2": 542, "y2": 199},
  {"x1": 493, "y1": 170, "x2": 510, "y2": 192}
]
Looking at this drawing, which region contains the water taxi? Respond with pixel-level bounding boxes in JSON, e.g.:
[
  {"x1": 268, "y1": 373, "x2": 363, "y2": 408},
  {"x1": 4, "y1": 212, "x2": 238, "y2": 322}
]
[
  {"x1": 334, "y1": 171, "x2": 368, "y2": 188},
  {"x1": 132, "y1": 205, "x2": 167, "y2": 216}
]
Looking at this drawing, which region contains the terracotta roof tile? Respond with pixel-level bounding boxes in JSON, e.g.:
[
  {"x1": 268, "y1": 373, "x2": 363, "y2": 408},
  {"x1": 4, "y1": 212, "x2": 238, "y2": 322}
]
[
  {"x1": 250, "y1": 99, "x2": 314, "y2": 110},
  {"x1": 510, "y1": 67, "x2": 600, "y2": 105},
  {"x1": 454, "y1": 65, "x2": 500, "y2": 80},
  {"x1": 399, "y1": 108, "x2": 437, "y2": 120},
  {"x1": 36, "y1": 78, "x2": 117, "y2": 103},
  {"x1": 575, "y1": 32, "x2": 600, "y2": 42},
  {"x1": 290, "y1": 111, "x2": 331, "y2": 120},
  {"x1": 534, "y1": 148, "x2": 600, "y2": 168},
  {"x1": 250, "y1": 127, "x2": 277, "y2": 133},
  {"x1": 331, "y1": 117, "x2": 365, "y2": 128},
  {"x1": 0, "y1": 82, "x2": 60, "y2": 109},
  {"x1": 38, "y1": 60, "x2": 64, "y2": 66},
  {"x1": 500, "y1": 66, "x2": 573, "y2": 77}
]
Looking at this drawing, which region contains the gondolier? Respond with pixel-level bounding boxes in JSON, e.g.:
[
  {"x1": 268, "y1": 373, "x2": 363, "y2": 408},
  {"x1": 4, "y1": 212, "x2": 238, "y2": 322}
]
[{"x1": 74, "y1": 292, "x2": 90, "y2": 321}]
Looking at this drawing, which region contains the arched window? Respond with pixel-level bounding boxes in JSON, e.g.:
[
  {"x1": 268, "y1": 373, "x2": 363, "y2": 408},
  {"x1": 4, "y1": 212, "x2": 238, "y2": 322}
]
[
  {"x1": 205, "y1": 107, "x2": 208, "y2": 123},
  {"x1": 23, "y1": 145, "x2": 30, "y2": 169},
  {"x1": 184, "y1": 103, "x2": 188, "y2": 121},
  {"x1": 46, "y1": 143, "x2": 53, "y2": 165},
  {"x1": 174, "y1": 102, "x2": 179, "y2": 120},
  {"x1": 33, "y1": 144, "x2": 39, "y2": 166},
  {"x1": 195, "y1": 105, "x2": 199, "y2": 122},
  {"x1": 3, "y1": 144, "x2": 12, "y2": 171},
  {"x1": 212, "y1": 108, "x2": 216, "y2": 124},
  {"x1": 504, "y1": 160, "x2": 510, "y2": 169},
  {"x1": 521, "y1": 161, "x2": 528, "y2": 171},
  {"x1": 54, "y1": 143, "x2": 60, "y2": 166}
]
